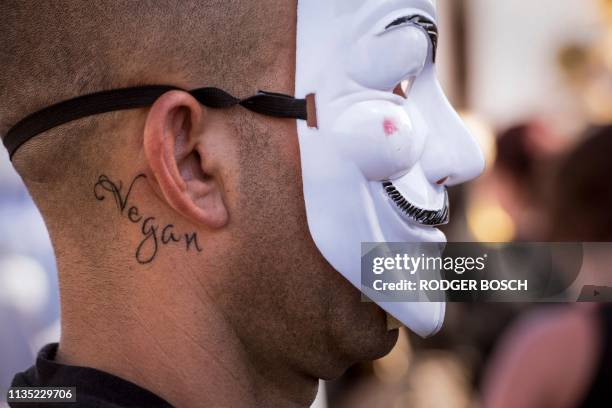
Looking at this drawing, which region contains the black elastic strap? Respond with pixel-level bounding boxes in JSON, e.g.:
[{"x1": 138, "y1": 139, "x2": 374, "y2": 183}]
[{"x1": 3, "y1": 85, "x2": 308, "y2": 159}]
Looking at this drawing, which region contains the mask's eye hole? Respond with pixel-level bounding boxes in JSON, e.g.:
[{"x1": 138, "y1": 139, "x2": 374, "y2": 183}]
[{"x1": 393, "y1": 77, "x2": 415, "y2": 99}]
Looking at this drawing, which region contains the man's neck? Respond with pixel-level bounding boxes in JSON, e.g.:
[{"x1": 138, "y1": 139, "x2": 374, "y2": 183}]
[{"x1": 55, "y1": 267, "x2": 317, "y2": 407}]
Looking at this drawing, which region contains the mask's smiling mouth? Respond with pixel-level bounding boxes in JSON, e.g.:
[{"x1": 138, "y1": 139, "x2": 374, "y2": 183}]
[{"x1": 382, "y1": 180, "x2": 449, "y2": 226}]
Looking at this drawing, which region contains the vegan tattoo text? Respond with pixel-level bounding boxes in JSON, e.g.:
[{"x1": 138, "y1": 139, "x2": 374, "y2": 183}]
[{"x1": 94, "y1": 173, "x2": 203, "y2": 264}]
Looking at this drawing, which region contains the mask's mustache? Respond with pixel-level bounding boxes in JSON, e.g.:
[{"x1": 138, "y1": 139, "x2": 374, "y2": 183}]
[{"x1": 382, "y1": 181, "x2": 449, "y2": 226}]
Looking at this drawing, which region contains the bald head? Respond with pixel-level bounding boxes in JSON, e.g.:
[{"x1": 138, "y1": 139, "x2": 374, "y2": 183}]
[{"x1": 0, "y1": 0, "x2": 295, "y2": 180}]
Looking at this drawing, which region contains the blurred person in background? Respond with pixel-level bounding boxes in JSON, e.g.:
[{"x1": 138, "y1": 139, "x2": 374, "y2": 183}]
[
  {"x1": 482, "y1": 124, "x2": 612, "y2": 408},
  {"x1": 492, "y1": 122, "x2": 566, "y2": 242}
]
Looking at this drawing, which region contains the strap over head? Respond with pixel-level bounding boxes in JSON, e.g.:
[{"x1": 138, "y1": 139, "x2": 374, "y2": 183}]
[{"x1": 3, "y1": 86, "x2": 310, "y2": 159}]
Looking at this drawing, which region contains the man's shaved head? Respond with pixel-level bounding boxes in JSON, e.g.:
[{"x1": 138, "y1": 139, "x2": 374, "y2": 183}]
[
  {"x1": 0, "y1": 0, "x2": 297, "y2": 253},
  {"x1": 0, "y1": 0, "x2": 295, "y2": 180},
  {"x1": 0, "y1": 0, "x2": 294, "y2": 123}
]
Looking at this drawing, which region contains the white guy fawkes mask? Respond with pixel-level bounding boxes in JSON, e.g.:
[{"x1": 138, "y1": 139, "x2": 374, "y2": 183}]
[{"x1": 295, "y1": 0, "x2": 485, "y2": 337}]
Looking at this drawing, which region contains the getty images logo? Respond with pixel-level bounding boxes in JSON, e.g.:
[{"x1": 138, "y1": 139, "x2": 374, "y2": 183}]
[{"x1": 372, "y1": 253, "x2": 488, "y2": 275}]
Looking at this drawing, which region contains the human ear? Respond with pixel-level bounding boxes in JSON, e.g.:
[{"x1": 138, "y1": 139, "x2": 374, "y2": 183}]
[{"x1": 143, "y1": 90, "x2": 229, "y2": 229}]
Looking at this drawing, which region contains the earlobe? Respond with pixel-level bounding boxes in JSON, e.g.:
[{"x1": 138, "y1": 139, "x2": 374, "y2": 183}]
[{"x1": 143, "y1": 90, "x2": 229, "y2": 229}]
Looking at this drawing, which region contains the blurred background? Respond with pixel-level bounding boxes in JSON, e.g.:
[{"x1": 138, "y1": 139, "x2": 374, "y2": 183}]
[{"x1": 1, "y1": 0, "x2": 612, "y2": 407}]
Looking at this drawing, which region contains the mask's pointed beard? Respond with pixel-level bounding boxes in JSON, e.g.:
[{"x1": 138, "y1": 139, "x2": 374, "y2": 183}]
[{"x1": 382, "y1": 181, "x2": 449, "y2": 226}]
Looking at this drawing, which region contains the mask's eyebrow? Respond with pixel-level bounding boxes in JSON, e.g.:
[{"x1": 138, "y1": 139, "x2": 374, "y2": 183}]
[{"x1": 385, "y1": 14, "x2": 438, "y2": 62}]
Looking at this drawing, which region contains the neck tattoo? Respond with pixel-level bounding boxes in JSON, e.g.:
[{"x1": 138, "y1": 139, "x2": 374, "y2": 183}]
[{"x1": 94, "y1": 173, "x2": 203, "y2": 264}]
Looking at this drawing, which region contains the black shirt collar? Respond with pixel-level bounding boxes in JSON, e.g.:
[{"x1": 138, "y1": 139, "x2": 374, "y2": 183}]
[{"x1": 11, "y1": 343, "x2": 172, "y2": 407}]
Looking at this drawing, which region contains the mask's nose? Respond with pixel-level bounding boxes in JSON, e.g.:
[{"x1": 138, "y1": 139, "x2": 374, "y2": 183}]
[{"x1": 410, "y1": 64, "x2": 485, "y2": 187}]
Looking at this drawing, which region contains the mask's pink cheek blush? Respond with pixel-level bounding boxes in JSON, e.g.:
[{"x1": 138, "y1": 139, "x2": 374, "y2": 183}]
[{"x1": 383, "y1": 118, "x2": 398, "y2": 136}]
